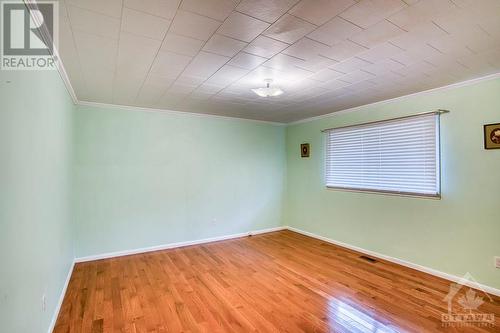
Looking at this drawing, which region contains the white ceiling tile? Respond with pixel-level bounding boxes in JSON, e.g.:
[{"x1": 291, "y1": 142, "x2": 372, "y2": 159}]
[
  {"x1": 282, "y1": 38, "x2": 330, "y2": 60},
  {"x1": 228, "y1": 52, "x2": 268, "y2": 70},
  {"x1": 482, "y1": 47, "x2": 500, "y2": 68},
  {"x1": 218, "y1": 12, "x2": 270, "y2": 42},
  {"x1": 309, "y1": 68, "x2": 345, "y2": 82},
  {"x1": 170, "y1": 10, "x2": 221, "y2": 41},
  {"x1": 160, "y1": 33, "x2": 204, "y2": 57},
  {"x1": 457, "y1": 49, "x2": 500, "y2": 74},
  {"x1": 389, "y1": 21, "x2": 448, "y2": 51},
  {"x1": 339, "y1": 70, "x2": 375, "y2": 83},
  {"x1": 461, "y1": 26, "x2": 500, "y2": 54},
  {"x1": 320, "y1": 40, "x2": 367, "y2": 61},
  {"x1": 157, "y1": 93, "x2": 184, "y2": 107},
  {"x1": 237, "y1": 0, "x2": 300, "y2": 23},
  {"x1": 61, "y1": 0, "x2": 500, "y2": 122},
  {"x1": 431, "y1": 8, "x2": 472, "y2": 35},
  {"x1": 286, "y1": 86, "x2": 330, "y2": 102},
  {"x1": 190, "y1": 91, "x2": 214, "y2": 100},
  {"x1": 181, "y1": 0, "x2": 237, "y2": 22},
  {"x1": 307, "y1": 17, "x2": 362, "y2": 46},
  {"x1": 343, "y1": 80, "x2": 378, "y2": 92},
  {"x1": 143, "y1": 73, "x2": 176, "y2": 89},
  {"x1": 426, "y1": 34, "x2": 475, "y2": 58},
  {"x1": 116, "y1": 32, "x2": 161, "y2": 76},
  {"x1": 479, "y1": 11, "x2": 500, "y2": 39},
  {"x1": 175, "y1": 75, "x2": 207, "y2": 86},
  {"x1": 264, "y1": 14, "x2": 316, "y2": 44},
  {"x1": 357, "y1": 42, "x2": 404, "y2": 63},
  {"x1": 124, "y1": 0, "x2": 181, "y2": 20},
  {"x1": 401, "y1": 0, "x2": 419, "y2": 5},
  {"x1": 66, "y1": 0, "x2": 122, "y2": 18},
  {"x1": 290, "y1": 0, "x2": 356, "y2": 25},
  {"x1": 362, "y1": 58, "x2": 405, "y2": 75},
  {"x1": 121, "y1": 8, "x2": 171, "y2": 41},
  {"x1": 340, "y1": 0, "x2": 407, "y2": 29},
  {"x1": 136, "y1": 75, "x2": 172, "y2": 105},
  {"x1": 243, "y1": 36, "x2": 289, "y2": 58},
  {"x1": 58, "y1": 15, "x2": 88, "y2": 99},
  {"x1": 392, "y1": 60, "x2": 437, "y2": 77},
  {"x1": 295, "y1": 55, "x2": 337, "y2": 72},
  {"x1": 330, "y1": 57, "x2": 372, "y2": 73},
  {"x1": 113, "y1": 72, "x2": 147, "y2": 105},
  {"x1": 317, "y1": 79, "x2": 351, "y2": 90},
  {"x1": 67, "y1": 5, "x2": 120, "y2": 39},
  {"x1": 196, "y1": 83, "x2": 226, "y2": 94},
  {"x1": 349, "y1": 20, "x2": 405, "y2": 48},
  {"x1": 203, "y1": 34, "x2": 247, "y2": 57},
  {"x1": 81, "y1": 69, "x2": 115, "y2": 103},
  {"x1": 73, "y1": 30, "x2": 118, "y2": 71},
  {"x1": 280, "y1": 66, "x2": 320, "y2": 81},
  {"x1": 167, "y1": 83, "x2": 197, "y2": 95},
  {"x1": 387, "y1": 0, "x2": 457, "y2": 30},
  {"x1": 183, "y1": 51, "x2": 230, "y2": 78},
  {"x1": 205, "y1": 65, "x2": 249, "y2": 86},
  {"x1": 243, "y1": 65, "x2": 312, "y2": 86},
  {"x1": 151, "y1": 51, "x2": 193, "y2": 77},
  {"x1": 389, "y1": 44, "x2": 443, "y2": 66},
  {"x1": 262, "y1": 53, "x2": 306, "y2": 71},
  {"x1": 120, "y1": 32, "x2": 162, "y2": 55}
]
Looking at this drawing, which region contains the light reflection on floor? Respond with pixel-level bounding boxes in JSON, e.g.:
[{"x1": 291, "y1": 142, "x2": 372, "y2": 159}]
[{"x1": 328, "y1": 299, "x2": 402, "y2": 332}]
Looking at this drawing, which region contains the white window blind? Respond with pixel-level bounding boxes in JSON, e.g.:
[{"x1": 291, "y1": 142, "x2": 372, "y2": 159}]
[{"x1": 325, "y1": 113, "x2": 441, "y2": 197}]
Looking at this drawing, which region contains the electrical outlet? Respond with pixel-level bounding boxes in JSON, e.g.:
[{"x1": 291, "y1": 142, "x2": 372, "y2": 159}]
[
  {"x1": 495, "y1": 257, "x2": 500, "y2": 269},
  {"x1": 212, "y1": 218, "x2": 217, "y2": 225},
  {"x1": 42, "y1": 294, "x2": 47, "y2": 312}
]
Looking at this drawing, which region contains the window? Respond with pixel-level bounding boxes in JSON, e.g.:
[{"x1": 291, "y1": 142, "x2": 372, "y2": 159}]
[{"x1": 324, "y1": 112, "x2": 442, "y2": 197}]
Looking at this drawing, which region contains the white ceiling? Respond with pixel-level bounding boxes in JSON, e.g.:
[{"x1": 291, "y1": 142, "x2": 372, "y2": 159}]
[{"x1": 58, "y1": 0, "x2": 500, "y2": 123}]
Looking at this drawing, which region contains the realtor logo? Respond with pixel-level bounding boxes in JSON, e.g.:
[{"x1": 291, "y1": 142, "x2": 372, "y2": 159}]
[
  {"x1": 442, "y1": 273, "x2": 495, "y2": 328},
  {"x1": 1, "y1": 0, "x2": 58, "y2": 70}
]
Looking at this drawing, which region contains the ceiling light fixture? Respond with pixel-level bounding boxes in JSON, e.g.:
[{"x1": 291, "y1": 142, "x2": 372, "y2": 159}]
[{"x1": 251, "y1": 79, "x2": 283, "y2": 97}]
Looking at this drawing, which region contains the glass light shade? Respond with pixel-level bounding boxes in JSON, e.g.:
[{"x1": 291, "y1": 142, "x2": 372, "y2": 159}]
[{"x1": 251, "y1": 86, "x2": 283, "y2": 97}]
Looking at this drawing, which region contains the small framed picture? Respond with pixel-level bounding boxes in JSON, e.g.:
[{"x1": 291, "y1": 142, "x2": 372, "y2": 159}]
[
  {"x1": 301, "y1": 143, "x2": 310, "y2": 157},
  {"x1": 484, "y1": 123, "x2": 500, "y2": 149}
]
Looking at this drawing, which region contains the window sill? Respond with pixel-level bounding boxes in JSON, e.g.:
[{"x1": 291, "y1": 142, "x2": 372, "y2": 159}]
[{"x1": 325, "y1": 186, "x2": 441, "y2": 200}]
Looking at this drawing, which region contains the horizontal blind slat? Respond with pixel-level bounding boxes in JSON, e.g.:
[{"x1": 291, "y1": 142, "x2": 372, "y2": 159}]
[{"x1": 325, "y1": 113, "x2": 440, "y2": 196}]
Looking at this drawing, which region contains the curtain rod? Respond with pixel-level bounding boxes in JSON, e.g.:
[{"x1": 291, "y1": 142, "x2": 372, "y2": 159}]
[{"x1": 321, "y1": 109, "x2": 450, "y2": 133}]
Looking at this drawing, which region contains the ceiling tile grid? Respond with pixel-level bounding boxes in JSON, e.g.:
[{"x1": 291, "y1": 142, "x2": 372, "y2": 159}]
[{"x1": 58, "y1": 0, "x2": 500, "y2": 122}]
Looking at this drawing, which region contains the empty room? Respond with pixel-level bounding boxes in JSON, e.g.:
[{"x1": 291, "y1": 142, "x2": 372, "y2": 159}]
[{"x1": 2, "y1": 0, "x2": 500, "y2": 332}]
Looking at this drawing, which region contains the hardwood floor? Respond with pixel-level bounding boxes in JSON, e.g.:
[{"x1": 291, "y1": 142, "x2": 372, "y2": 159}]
[{"x1": 54, "y1": 230, "x2": 500, "y2": 333}]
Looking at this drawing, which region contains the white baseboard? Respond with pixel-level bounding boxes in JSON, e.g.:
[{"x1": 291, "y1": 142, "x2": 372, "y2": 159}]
[
  {"x1": 48, "y1": 260, "x2": 75, "y2": 333},
  {"x1": 75, "y1": 226, "x2": 286, "y2": 263},
  {"x1": 50, "y1": 225, "x2": 498, "y2": 332},
  {"x1": 285, "y1": 226, "x2": 500, "y2": 297}
]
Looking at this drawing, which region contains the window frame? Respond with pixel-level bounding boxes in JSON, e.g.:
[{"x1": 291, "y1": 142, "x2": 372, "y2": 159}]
[{"x1": 323, "y1": 111, "x2": 445, "y2": 199}]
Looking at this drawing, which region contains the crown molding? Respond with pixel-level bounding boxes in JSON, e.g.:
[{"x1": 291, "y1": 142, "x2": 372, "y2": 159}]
[
  {"x1": 74, "y1": 72, "x2": 500, "y2": 127},
  {"x1": 25, "y1": 2, "x2": 500, "y2": 126},
  {"x1": 77, "y1": 100, "x2": 287, "y2": 126},
  {"x1": 23, "y1": 0, "x2": 78, "y2": 104},
  {"x1": 288, "y1": 72, "x2": 500, "y2": 125}
]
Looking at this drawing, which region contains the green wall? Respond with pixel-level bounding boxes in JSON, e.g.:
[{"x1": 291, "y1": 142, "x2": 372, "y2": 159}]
[
  {"x1": 285, "y1": 78, "x2": 500, "y2": 289},
  {"x1": 73, "y1": 106, "x2": 286, "y2": 258},
  {"x1": 1, "y1": 65, "x2": 499, "y2": 333},
  {"x1": 0, "y1": 70, "x2": 75, "y2": 333}
]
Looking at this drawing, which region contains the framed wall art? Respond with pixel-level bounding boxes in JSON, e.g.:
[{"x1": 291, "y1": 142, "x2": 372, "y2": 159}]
[{"x1": 484, "y1": 123, "x2": 500, "y2": 149}]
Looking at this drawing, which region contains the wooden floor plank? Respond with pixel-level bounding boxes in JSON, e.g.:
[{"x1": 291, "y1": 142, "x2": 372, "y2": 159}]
[{"x1": 54, "y1": 230, "x2": 500, "y2": 332}]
